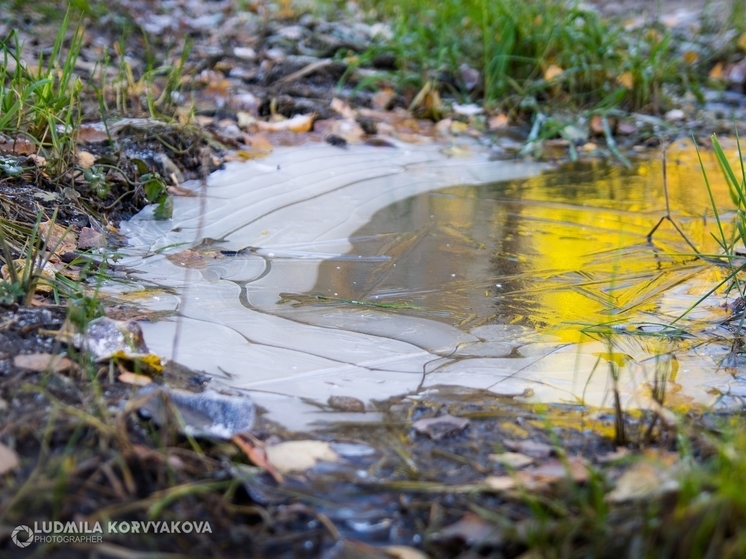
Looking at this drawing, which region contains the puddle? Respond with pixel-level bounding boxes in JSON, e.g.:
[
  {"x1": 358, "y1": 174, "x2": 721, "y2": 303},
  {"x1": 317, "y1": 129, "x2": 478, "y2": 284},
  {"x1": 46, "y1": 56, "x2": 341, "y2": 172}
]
[{"x1": 119, "y1": 139, "x2": 746, "y2": 429}]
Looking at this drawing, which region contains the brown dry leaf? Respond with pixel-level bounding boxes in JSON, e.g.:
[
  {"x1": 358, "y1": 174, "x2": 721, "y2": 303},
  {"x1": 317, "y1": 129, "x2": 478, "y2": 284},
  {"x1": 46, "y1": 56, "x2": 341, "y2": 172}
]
[
  {"x1": 166, "y1": 249, "x2": 208, "y2": 269},
  {"x1": 413, "y1": 414, "x2": 469, "y2": 441},
  {"x1": 244, "y1": 133, "x2": 274, "y2": 152},
  {"x1": 384, "y1": 546, "x2": 430, "y2": 559},
  {"x1": 330, "y1": 97, "x2": 356, "y2": 120},
  {"x1": 74, "y1": 123, "x2": 110, "y2": 143},
  {"x1": 325, "y1": 119, "x2": 365, "y2": 143},
  {"x1": 709, "y1": 62, "x2": 725, "y2": 80},
  {"x1": 484, "y1": 475, "x2": 516, "y2": 491},
  {"x1": 435, "y1": 512, "x2": 502, "y2": 546},
  {"x1": 606, "y1": 461, "x2": 679, "y2": 503},
  {"x1": 75, "y1": 151, "x2": 96, "y2": 169},
  {"x1": 596, "y1": 447, "x2": 630, "y2": 464},
  {"x1": 487, "y1": 113, "x2": 509, "y2": 130},
  {"x1": 523, "y1": 457, "x2": 589, "y2": 485},
  {"x1": 590, "y1": 115, "x2": 605, "y2": 136},
  {"x1": 0, "y1": 135, "x2": 36, "y2": 155},
  {"x1": 39, "y1": 220, "x2": 77, "y2": 257},
  {"x1": 233, "y1": 435, "x2": 284, "y2": 483},
  {"x1": 14, "y1": 353, "x2": 74, "y2": 373},
  {"x1": 264, "y1": 440, "x2": 339, "y2": 474},
  {"x1": 256, "y1": 113, "x2": 315, "y2": 133},
  {"x1": 372, "y1": 88, "x2": 395, "y2": 111},
  {"x1": 544, "y1": 64, "x2": 563, "y2": 81},
  {"x1": 327, "y1": 395, "x2": 365, "y2": 412},
  {"x1": 77, "y1": 227, "x2": 105, "y2": 250},
  {"x1": 2, "y1": 259, "x2": 58, "y2": 293},
  {"x1": 503, "y1": 439, "x2": 553, "y2": 459},
  {"x1": 489, "y1": 452, "x2": 534, "y2": 469},
  {"x1": 0, "y1": 442, "x2": 19, "y2": 475},
  {"x1": 616, "y1": 71, "x2": 634, "y2": 89},
  {"x1": 118, "y1": 371, "x2": 153, "y2": 386}
]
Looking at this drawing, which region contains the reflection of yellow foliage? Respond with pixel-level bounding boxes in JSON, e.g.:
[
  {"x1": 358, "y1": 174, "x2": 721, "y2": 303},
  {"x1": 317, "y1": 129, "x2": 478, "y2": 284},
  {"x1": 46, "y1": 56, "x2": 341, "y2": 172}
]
[
  {"x1": 593, "y1": 351, "x2": 633, "y2": 369},
  {"x1": 512, "y1": 142, "x2": 731, "y2": 341}
]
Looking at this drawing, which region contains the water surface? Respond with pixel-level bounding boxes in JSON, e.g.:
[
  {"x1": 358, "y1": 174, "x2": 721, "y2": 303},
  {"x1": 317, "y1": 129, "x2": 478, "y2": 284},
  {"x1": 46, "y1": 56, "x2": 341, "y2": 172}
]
[{"x1": 119, "y1": 139, "x2": 746, "y2": 428}]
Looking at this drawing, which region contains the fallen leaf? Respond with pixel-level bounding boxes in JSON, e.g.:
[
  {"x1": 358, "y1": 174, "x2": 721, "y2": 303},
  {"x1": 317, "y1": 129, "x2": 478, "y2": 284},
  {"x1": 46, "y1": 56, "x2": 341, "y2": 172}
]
[
  {"x1": 77, "y1": 227, "x2": 105, "y2": 250},
  {"x1": 14, "y1": 353, "x2": 73, "y2": 373},
  {"x1": 0, "y1": 442, "x2": 19, "y2": 475},
  {"x1": 330, "y1": 97, "x2": 356, "y2": 120},
  {"x1": 487, "y1": 114, "x2": 509, "y2": 130},
  {"x1": 489, "y1": 452, "x2": 534, "y2": 469},
  {"x1": 265, "y1": 440, "x2": 339, "y2": 473},
  {"x1": 434, "y1": 512, "x2": 502, "y2": 545},
  {"x1": 372, "y1": 88, "x2": 395, "y2": 111},
  {"x1": 74, "y1": 123, "x2": 110, "y2": 143},
  {"x1": 118, "y1": 371, "x2": 153, "y2": 386},
  {"x1": 0, "y1": 135, "x2": 35, "y2": 155},
  {"x1": 523, "y1": 457, "x2": 589, "y2": 485},
  {"x1": 709, "y1": 62, "x2": 724, "y2": 80},
  {"x1": 244, "y1": 133, "x2": 274, "y2": 152},
  {"x1": 327, "y1": 395, "x2": 365, "y2": 412},
  {"x1": 596, "y1": 447, "x2": 630, "y2": 464},
  {"x1": 324, "y1": 119, "x2": 365, "y2": 143},
  {"x1": 75, "y1": 151, "x2": 96, "y2": 169},
  {"x1": 232, "y1": 434, "x2": 284, "y2": 483},
  {"x1": 617, "y1": 71, "x2": 633, "y2": 89},
  {"x1": 413, "y1": 414, "x2": 469, "y2": 441},
  {"x1": 682, "y1": 50, "x2": 699, "y2": 65},
  {"x1": 503, "y1": 439, "x2": 553, "y2": 459},
  {"x1": 384, "y1": 545, "x2": 430, "y2": 559},
  {"x1": 256, "y1": 113, "x2": 315, "y2": 133},
  {"x1": 606, "y1": 462, "x2": 679, "y2": 503},
  {"x1": 544, "y1": 64, "x2": 563, "y2": 81},
  {"x1": 484, "y1": 475, "x2": 516, "y2": 491},
  {"x1": 39, "y1": 220, "x2": 77, "y2": 258},
  {"x1": 166, "y1": 249, "x2": 209, "y2": 269}
]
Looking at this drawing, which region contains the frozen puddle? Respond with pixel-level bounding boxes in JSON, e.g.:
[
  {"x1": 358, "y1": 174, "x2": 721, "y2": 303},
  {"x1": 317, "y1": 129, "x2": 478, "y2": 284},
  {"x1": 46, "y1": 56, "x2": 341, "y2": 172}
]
[{"x1": 119, "y1": 140, "x2": 745, "y2": 429}]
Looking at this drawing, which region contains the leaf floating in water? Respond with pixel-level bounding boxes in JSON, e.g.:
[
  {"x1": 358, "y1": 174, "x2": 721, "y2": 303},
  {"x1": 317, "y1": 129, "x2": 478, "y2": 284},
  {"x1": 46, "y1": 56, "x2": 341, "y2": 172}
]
[
  {"x1": 139, "y1": 385, "x2": 255, "y2": 439},
  {"x1": 413, "y1": 414, "x2": 469, "y2": 441},
  {"x1": 327, "y1": 395, "x2": 365, "y2": 412}
]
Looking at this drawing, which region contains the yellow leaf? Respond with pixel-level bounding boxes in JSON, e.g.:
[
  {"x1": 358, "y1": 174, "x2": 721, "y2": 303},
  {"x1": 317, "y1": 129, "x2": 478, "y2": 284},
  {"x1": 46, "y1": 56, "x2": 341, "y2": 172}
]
[
  {"x1": 682, "y1": 50, "x2": 699, "y2": 65},
  {"x1": 544, "y1": 64, "x2": 563, "y2": 81},
  {"x1": 593, "y1": 351, "x2": 633, "y2": 368},
  {"x1": 738, "y1": 32, "x2": 746, "y2": 51},
  {"x1": 710, "y1": 62, "x2": 724, "y2": 80},
  {"x1": 617, "y1": 71, "x2": 634, "y2": 89}
]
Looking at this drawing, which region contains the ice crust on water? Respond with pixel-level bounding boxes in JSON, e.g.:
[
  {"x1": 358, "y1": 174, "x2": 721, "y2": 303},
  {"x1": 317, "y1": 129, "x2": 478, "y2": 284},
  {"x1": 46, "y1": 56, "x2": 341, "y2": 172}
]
[{"x1": 120, "y1": 143, "x2": 736, "y2": 429}]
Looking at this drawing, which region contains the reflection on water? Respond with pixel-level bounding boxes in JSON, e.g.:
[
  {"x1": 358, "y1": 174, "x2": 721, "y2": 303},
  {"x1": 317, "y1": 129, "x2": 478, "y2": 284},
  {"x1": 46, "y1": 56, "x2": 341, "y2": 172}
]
[{"x1": 307, "y1": 139, "x2": 729, "y2": 341}]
